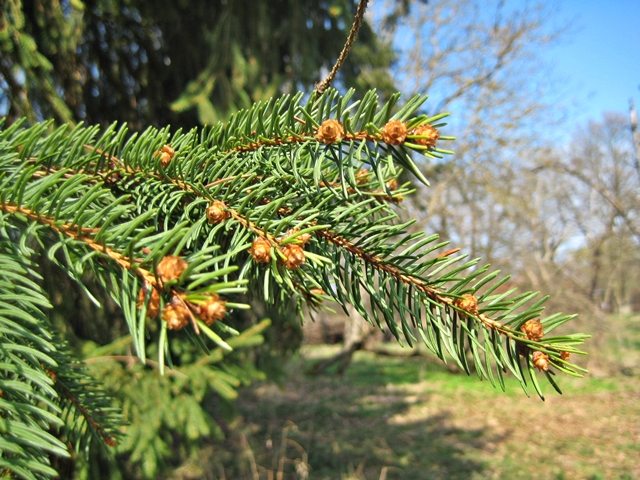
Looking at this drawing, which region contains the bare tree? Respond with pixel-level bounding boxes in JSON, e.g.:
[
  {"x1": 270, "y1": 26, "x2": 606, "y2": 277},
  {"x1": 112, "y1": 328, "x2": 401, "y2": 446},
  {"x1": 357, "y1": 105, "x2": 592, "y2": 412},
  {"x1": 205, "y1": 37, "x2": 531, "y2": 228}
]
[{"x1": 543, "y1": 114, "x2": 640, "y2": 313}]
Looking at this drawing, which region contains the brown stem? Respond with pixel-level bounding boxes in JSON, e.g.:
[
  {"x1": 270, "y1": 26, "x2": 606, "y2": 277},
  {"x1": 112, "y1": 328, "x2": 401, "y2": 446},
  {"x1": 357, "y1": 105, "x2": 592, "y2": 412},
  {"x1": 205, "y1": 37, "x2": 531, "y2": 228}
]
[
  {"x1": 315, "y1": 229, "x2": 507, "y2": 333},
  {"x1": 21, "y1": 154, "x2": 503, "y2": 339},
  {"x1": 233, "y1": 129, "x2": 388, "y2": 154},
  {"x1": 203, "y1": 174, "x2": 257, "y2": 189},
  {"x1": 314, "y1": 0, "x2": 370, "y2": 96},
  {"x1": 173, "y1": 293, "x2": 200, "y2": 335},
  {"x1": 71, "y1": 148, "x2": 490, "y2": 329},
  {"x1": 83, "y1": 145, "x2": 122, "y2": 169},
  {"x1": 83, "y1": 355, "x2": 188, "y2": 378},
  {"x1": 51, "y1": 374, "x2": 118, "y2": 447},
  {"x1": 1, "y1": 202, "x2": 156, "y2": 286}
]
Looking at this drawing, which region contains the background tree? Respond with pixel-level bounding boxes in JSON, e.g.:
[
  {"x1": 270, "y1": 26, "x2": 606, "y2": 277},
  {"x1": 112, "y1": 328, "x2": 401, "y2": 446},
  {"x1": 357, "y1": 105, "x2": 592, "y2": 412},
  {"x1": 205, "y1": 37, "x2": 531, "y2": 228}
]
[
  {"x1": 375, "y1": 0, "x2": 564, "y2": 260},
  {"x1": 554, "y1": 114, "x2": 640, "y2": 306},
  {"x1": 1, "y1": 0, "x2": 396, "y2": 128}
]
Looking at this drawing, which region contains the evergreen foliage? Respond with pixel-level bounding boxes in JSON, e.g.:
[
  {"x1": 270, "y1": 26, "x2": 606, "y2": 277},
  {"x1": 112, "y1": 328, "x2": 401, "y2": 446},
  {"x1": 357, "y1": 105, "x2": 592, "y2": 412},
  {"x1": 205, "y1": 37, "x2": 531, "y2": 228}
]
[
  {"x1": 0, "y1": 89, "x2": 588, "y2": 477},
  {"x1": 1, "y1": 0, "x2": 395, "y2": 128}
]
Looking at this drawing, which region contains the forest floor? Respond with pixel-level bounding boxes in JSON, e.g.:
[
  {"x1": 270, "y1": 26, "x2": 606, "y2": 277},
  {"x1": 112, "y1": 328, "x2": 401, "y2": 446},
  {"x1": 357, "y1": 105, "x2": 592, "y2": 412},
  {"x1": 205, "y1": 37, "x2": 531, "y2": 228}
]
[{"x1": 232, "y1": 344, "x2": 640, "y2": 480}]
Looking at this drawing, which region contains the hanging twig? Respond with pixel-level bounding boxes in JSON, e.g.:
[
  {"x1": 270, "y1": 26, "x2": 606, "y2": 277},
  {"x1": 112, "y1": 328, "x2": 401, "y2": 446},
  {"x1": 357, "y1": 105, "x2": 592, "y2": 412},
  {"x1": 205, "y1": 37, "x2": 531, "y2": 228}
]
[
  {"x1": 314, "y1": 0, "x2": 369, "y2": 96},
  {"x1": 629, "y1": 99, "x2": 640, "y2": 182}
]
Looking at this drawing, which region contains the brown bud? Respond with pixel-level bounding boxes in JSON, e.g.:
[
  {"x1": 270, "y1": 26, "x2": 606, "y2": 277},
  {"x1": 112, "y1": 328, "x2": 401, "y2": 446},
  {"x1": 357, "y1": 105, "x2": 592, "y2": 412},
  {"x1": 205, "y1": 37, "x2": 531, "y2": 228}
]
[
  {"x1": 410, "y1": 124, "x2": 439, "y2": 148},
  {"x1": 198, "y1": 294, "x2": 227, "y2": 325},
  {"x1": 249, "y1": 238, "x2": 272, "y2": 263},
  {"x1": 532, "y1": 351, "x2": 550, "y2": 371},
  {"x1": 281, "y1": 244, "x2": 305, "y2": 270},
  {"x1": 355, "y1": 169, "x2": 370, "y2": 184},
  {"x1": 284, "y1": 228, "x2": 312, "y2": 245},
  {"x1": 560, "y1": 351, "x2": 571, "y2": 362},
  {"x1": 455, "y1": 294, "x2": 479, "y2": 316},
  {"x1": 155, "y1": 144, "x2": 175, "y2": 167},
  {"x1": 206, "y1": 201, "x2": 230, "y2": 224},
  {"x1": 307, "y1": 287, "x2": 325, "y2": 306},
  {"x1": 45, "y1": 368, "x2": 57, "y2": 382},
  {"x1": 381, "y1": 120, "x2": 408, "y2": 145},
  {"x1": 157, "y1": 255, "x2": 189, "y2": 285},
  {"x1": 137, "y1": 285, "x2": 161, "y2": 319},
  {"x1": 315, "y1": 119, "x2": 344, "y2": 144},
  {"x1": 298, "y1": 233, "x2": 312, "y2": 245},
  {"x1": 386, "y1": 179, "x2": 399, "y2": 191},
  {"x1": 162, "y1": 297, "x2": 190, "y2": 330},
  {"x1": 521, "y1": 319, "x2": 544, "y2": 342}
]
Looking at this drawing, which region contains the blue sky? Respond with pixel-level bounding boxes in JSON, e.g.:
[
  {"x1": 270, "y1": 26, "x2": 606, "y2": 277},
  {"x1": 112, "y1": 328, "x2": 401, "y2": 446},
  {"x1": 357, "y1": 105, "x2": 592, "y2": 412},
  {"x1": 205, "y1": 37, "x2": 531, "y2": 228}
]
[{"x1": 545, "y1": 0, "x2": 640, "y2": 126}]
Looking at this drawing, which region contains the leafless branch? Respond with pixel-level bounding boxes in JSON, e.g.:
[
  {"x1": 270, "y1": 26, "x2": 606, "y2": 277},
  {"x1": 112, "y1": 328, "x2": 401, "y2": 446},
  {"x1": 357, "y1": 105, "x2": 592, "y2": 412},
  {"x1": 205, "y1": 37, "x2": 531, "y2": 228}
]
[{"x1": 314, "y1": 0, "x2": 369, "y2": 96}]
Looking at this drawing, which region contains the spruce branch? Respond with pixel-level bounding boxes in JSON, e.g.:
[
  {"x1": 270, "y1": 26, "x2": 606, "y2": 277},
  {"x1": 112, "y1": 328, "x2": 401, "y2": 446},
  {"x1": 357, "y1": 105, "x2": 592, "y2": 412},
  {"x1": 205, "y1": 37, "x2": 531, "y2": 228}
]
[
  {"x1": 0, "y1": 90, "x2": 589, "y2": 400},
  {"x1": 0, "y1": 231, "x2": 122, "y2": 478},
  {"x1": 48, "y1": 348, "x2": 124, "y2": 451},
  {"x1": 0, "y1": 161, "x2": 249, "y2": 356},
  {"x1": 317, "y1": 228, "x2": 508, "y2": 334},
  {"x1": 54, "y1": 380, "x2": 118, "y2": 447},
  {"x1": 0, "y1": 203, "x2": 156, "y2": 286}
]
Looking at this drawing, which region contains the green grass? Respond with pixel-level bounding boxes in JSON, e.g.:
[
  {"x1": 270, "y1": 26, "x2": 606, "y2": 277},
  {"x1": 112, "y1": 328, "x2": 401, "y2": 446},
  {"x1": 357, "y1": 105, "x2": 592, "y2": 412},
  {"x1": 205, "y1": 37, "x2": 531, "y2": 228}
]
[
  {"x1": 304, "y1": 344, "x2": 622, "y2": 397},
  {"x1": 599, "y1": 314, "x2": 640, "y2": 376},
  {"x1": 228, "y1": 344, "x2": 640, "y2": 480}
]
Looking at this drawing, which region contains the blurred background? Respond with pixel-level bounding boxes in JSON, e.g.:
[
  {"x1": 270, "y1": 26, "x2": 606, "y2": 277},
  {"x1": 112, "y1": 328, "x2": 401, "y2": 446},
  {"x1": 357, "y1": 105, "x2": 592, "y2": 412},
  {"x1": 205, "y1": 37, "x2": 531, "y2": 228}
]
[{"x1": 1, "y1": 0, "x2": 639, "y2": 478}]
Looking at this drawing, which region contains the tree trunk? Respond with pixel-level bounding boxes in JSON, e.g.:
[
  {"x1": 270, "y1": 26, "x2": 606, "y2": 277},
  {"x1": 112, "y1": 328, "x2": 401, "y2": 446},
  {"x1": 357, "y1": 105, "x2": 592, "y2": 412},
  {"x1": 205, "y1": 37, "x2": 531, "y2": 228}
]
[{"x1": 307, "y1": 305, "x2": 375, "y2": 375}]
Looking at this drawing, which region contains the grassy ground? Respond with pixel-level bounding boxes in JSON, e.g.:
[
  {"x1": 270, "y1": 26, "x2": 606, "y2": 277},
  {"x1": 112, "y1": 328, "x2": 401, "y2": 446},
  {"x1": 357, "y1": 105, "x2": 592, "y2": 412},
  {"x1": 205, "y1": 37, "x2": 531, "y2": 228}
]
[{"x1": 232, "y1": 345, "x2": 640, "y2": 480}]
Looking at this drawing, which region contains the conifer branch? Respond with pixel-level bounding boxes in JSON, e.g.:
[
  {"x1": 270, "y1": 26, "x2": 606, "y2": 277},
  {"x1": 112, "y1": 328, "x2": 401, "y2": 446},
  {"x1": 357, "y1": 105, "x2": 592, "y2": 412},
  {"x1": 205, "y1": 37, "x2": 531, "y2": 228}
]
[
  {"x1": 0, "y1": 236, "x2": 122, "y2": 474},
  {"x1": 314, "y1": 229, "x2": 577, "y2": 360},
  {"x1": 0, "y1": 202, "x2": 156, "y2": 286},
  {"x1": 0, "y1": 89, "x2": 589, "y2": 402},
  {"x1": 317, "y1": 230, "x2": 494, "y2": 323},
  {"x1": 53, "y1": 375, "x2": 119, "y2": 447},
  {"x1": 226, "y1": 123, "x2": 441, "y2": 156}
]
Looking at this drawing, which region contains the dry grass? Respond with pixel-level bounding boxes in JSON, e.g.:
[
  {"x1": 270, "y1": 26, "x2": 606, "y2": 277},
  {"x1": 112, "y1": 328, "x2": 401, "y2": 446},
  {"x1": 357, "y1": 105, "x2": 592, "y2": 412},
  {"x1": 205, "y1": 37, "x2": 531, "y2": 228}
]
[{"x1": 232, "y1": 346, "x2": 640, "y2": 480}]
